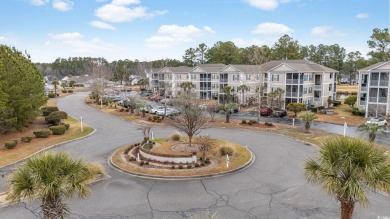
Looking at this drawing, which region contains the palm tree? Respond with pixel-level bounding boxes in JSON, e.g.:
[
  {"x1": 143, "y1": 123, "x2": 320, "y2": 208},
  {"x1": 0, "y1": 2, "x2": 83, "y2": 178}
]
[
  {"x1": 7, "y1": 152, "x2": 104, "y2": 219},
  {"x1": 299, "y1": 112, "x2": 317, "y2": 133},
  {"x1": 52, "y1": 78, "x2": 59, "y2": 97},
  {"x1": 267, "y1": 91, "x2": 277, "y2": 110},
  {"x1": 60, "y1": 82, "x2": 67, "y2": 91},
  {"x1": 222, "y1": 86, "x2": 234, "y2": 103},
  {"x1": 219, "y1": 102, "x2": 238, "y2": 123},
  {"x1": 304, "y1": 137, "x2": 390, "y2": 219},
  {"x1": 357, "y1": 123, "x2": 384, "y2": 142},
  {"x1": 69, "y1": 80, "x2": 76, "y2": 88},
  {"x1": 143, "y1": 78, "x2": 150, "y2": 90},
  {"x1": 237, "y1": 84, "x2": 249, "y2": 106},
  {"x1": 273, "y1": 88, "x2": 285, "y2": 109},
  {"x1": 180, "y1": 82, "x2": 195, "y2": 95}
]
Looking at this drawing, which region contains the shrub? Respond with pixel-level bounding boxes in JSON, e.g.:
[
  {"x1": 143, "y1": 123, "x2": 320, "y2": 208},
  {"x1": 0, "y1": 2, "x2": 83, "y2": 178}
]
[
  {"x1": 21, "y1": 136, "x2": 33, "y2": 143},
  {"x1": 310, "y1": 107, "x2": 318, "y2": 113},
  {"x1": 352, "y1": 108, "x2": 360, "y2": 115},
  {"x1": 194, "y1": 163, "x2": 200, "y2": 168},
  {"x1": 318, "y1": 106, "x2": 325, "y2": 111},
  {"x1": 125, "y1": 108, "x2": 129, "y2": 112},
  {"x1": 201, "y1": 162, "x2": 206, "y2": 166},
  {"x1": 49, "y1": 125, "x2": 66, "y2": 135},
  {"x1": 139, "y1": 161, "x2": 145, "y2": 166},
  {"x1": 178, "y1": 165, "x2": 183, "y2": 169},
  {"x1": 171, "y1": 165, "x2": 175, "y2": 169},
  {"x1": 119, "y1": 109, "x2": 124, "y2": 112},
  {"x1": 241, "y1": 120, "x2": 247, "y2": 124},
  {"x1": 45, "y1": 113, "x2": 61, "y2": 125},
  {"x1": 64, "y1": 123, "x2": 70, "y2": 130},
  {"x1": 143, "y1": 143, "x2": 153, "y2": 150},
  {"x1": 67, "y1": 90, "x2": 73, "y2": 93},
  {"x1": 249, "y1": 120, "x2": 257, "y2": 124},
  {"x1": 171, "y1": 133, "x2": 180, "y2": 141},
  {"x1": 156, "y1": 119, "x2": 161, "y2": 123},
  {"x1": 204, "y1": 159, "x2": 211, "y2": 164},
  {"x1": 187, "y1": 165, "x2": 192, "y2": 169},
  {"x1": 48, "y1": 93, "x2": 56, "y2": 98},
  {"x1": 51, "y1": 111, "x2": 68, "y2": 119},
  {"x1": 264, "y1": 122, "x2": 273, "y2": 126},
  {"x1": 41, "y1": 106, "x2": 59, "y2": 116},
  {"x1": 128, "y1": 157, "x2": 136, "y2": 161},
  {"x1": 145, "y1": 161, "x2": 149, "y2": 165},
  {"x1": 219, "y1": 146, "x2": 234, "y2": 156},
  {"x1": 61, "y1": 90, "x2": 67, "y2": 93},
  {"x1": 5, "y1": 140, "x2": 17, "y2": 149},
  {"x1": 148, "y1": 116, "x2": 152, "y2": 121},
  {"x1": 33, "y1": 129, "x2": 52, "y2": 138}
]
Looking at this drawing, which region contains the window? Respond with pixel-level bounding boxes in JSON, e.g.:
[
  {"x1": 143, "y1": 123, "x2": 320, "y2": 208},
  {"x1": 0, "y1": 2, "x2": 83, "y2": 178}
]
[
  {"x1": 308, "y1": 87, "x2": 313, "y2": 94},
  {"x1": 212, "y1": 74, "x2": 215, "y2": 80},
  {"x1": 233, "y1": 74, "x2": 239, "y2": 81},
  {"x1": 217, "y1": 75, "x2": 220, "y2": 79},
  {"x1": 303, "y1": 88, "x2": 308, "y2": 94},
  {"x1": 256, "y1": 74, "x2": 260, "y2": 80},
  {"x1": 186, "y1": 75, "x2": 189, "y2": 79},
  {"x1": 191, "y1": 75, "x2": 196, "y2": 80},
  {"x1": 272, "y1": 75, "x2": 279, "y2": 81},
  {"x1": 309, "y1": 75, "x2": 313, "y2": 81},
  {"x1": 246, "y1": 75, "x2": 251, "y2": 80},
  {"x1": 330, "y1": 73, "x2": 333, "y2": 79},
  {"x1": 304, "y1": 75, "x2": 308, "y2": 82},
  {"x1": 212, "y1": 84, "x2": 215, "y2": 89},
  {"x1": 329, "y1": 84, "x2": 332, "y2": 91}
]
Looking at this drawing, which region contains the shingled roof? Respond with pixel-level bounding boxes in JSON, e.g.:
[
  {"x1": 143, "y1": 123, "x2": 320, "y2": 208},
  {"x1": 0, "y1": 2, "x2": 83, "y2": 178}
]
[{"x1": 259, "y1": 60, "x2": 337, "y2": 72}]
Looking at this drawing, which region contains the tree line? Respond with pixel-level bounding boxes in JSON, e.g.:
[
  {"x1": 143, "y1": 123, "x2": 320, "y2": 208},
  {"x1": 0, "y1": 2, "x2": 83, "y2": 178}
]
[{"x1": 35, "y1": 28, "x2": 390, "y2": 85}]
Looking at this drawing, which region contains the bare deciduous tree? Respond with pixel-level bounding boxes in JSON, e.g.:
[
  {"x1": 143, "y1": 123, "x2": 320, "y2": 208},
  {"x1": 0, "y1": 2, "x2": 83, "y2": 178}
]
[
  {"x1": 138, "y1": 126, "x2": 152, "y2": 144},
  {"x1": 196, "y1": 135, "x2": 213, "y2": 159},
  {"x1": 166, "y1": 97, "x2": 208, "y2": 147},
  {"x1": 206, "y1": 105, "x2": 218, "y2": 122}
]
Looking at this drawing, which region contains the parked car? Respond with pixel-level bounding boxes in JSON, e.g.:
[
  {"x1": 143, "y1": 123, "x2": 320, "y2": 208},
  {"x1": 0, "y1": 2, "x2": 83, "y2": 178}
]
[
  {"x1": 365, "y1": 118, "x2": 387, "y2": 127},
  {"x1": 149, "y1": 106, "x2": 165, "y2": 114},
  {"x1": 156, "y1": 108, "x2": 179, "y2": 116},
  {"x1": 260, "y1": 107, "x2": 273, "y2": 116},
  {"x1": 273, "y1": 110, "x2": 287, "y2": 118},
  {"x1": 140, "y1": 91, "x2": 152, "y2": 96}
]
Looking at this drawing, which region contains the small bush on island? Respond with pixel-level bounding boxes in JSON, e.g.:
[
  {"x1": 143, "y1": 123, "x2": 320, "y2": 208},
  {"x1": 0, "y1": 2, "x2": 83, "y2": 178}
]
[
  {"x1": 241, "y1": 120, "x2": 247, "y2": 124},
  {"x1": 49, "y1": 125, "x2": 66, "y2": 135},
  {"x1": 5, "y1": 140, "x2": 18, "y2": 149},
  {"x1": 219, "y1": 146, "x2": 234, "y2": 156},
  {"x1": 178, "y1": 165, "x2": 183, "y2": 169},
  {"x1": 171, "y1": 133, "x2": 181, "y2": 141},
  {"x1": 264, "y1": 122, "x2": 273, "y2": 126},
  {"x1": 21, "y1": 136, "x2": 33, "y2": 143},
  {"x1": 187, "y1": 165, "x2": 192, "y2": 169},
  {"x1": 45, "y1": 113, "x2": 61, "y2": 125},
  {"x1": 41, "y1": 106, "x2": 59, "y2": 116},
  {"x1": 139, "y1": 161, "x2": 145, "y2": 166},
  {"x1": 33, "y1": 130, "x2": 52, "y2": 138},
  {"x1": 48, "y1": 93, "x2": 56, "y2": 98}
]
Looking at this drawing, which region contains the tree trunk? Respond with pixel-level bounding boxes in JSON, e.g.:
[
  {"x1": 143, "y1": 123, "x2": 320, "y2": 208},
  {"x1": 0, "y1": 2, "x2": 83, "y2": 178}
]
[
  {"x1": 142, "y1": 110, "x2": 146, "y2": 117},
  {"x1": 189, "y1": 135, "x2": 192, "y2": 147},
  {"x1": 130, "y1": 108, "x2": 134, "y2": 114},
  {"x1": 369, "y1": 133, "x2": 376, "y2": 142},
  {"x1": 340, "y1": 200, "x2": 355, "y2": 219},
  {"x1": 305, "y1": 121, "x2": 310, "y2": 133},
  {"x1": 42, "y1": 198, "x2": 67, "y2": 219},
  {"x1": 226, "y1": 113, "x2": 230, "y2": 123}
]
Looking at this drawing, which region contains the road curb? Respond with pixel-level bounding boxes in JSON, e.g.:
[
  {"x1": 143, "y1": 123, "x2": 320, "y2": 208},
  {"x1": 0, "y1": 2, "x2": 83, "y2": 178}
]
[
  {"x1": 0, "y1": 192, "x2": 7, "y2": 208},
  {"x1": 108, "y1": 145, "x2": 255, "y2": 181},
  {"x1": 0, "y1": 128, "x2": 97, "y2": 169}
]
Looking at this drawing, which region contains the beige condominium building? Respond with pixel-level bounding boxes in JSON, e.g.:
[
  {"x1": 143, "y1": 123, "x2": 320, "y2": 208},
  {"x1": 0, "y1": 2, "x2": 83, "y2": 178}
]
[
  {"x1": 358, "y1": 61, "x2": 390, "y2": 118},
  {"x1": 146, "y1": 60, "x2": 337, "y2": 109}
]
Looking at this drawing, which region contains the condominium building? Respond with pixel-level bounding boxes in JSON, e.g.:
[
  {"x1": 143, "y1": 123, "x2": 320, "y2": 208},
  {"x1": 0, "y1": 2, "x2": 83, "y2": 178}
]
[
  {"x1": 146, "y1": 60, "x2": 337, "y2": 109},
  {"x1": 358, "y1": 61, "x2": 390, "y2": 118}
]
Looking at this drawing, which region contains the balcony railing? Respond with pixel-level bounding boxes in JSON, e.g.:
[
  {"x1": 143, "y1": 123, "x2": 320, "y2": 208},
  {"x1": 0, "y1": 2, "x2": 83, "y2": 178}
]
[
  {"x1": 314, "y1": 97, "x2": 320, "y2": 102},
  {"x1": 369, "y1": 97, "x2": 377, "y2": 102},
  {"x1": 370, "y1": 80, "x2": 379, "y2": 86},
  {"x1": 360, "y1": 101, "x2": 366, "y2": 106},
  {"x1": 380, "y1": 81, "x2": 389, "y2": 86},
  {"x1": 219, "y1": 79, "x2": 228, "y2": 83},
  {"x1": 369, "y1": 97, "x2": 388, "y2": 103},
  {"x1": 286, "y1": 79, "x2": 303, "y2": 84},
  {"x1": 286, "y1": 92, "x2": 298, "y2": 97},
  {"x1": 360, "y1": 86, "x2": 367, "y2": 92},
  {"x1": 314, "y1": 85, "x2": 322, "y2": 90},
  {"x1": 379, "y1": 97, "x2": 388, "y2": 103}
]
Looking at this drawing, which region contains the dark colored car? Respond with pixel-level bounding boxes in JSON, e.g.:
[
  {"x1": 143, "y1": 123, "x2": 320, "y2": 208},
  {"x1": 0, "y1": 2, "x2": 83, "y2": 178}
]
[
  {"x1": 260, "y1": 107, "x2": 273, "y2": 116},
  {"x1": 273, "y1": 110, "x2": 287, "y2": 118}
]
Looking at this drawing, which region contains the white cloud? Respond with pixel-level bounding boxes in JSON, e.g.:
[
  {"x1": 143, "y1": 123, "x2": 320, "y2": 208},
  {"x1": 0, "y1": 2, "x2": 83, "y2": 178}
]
[
  {"x1": 0, "y1": 36, "x2": 9, "y2": 42},
  {"x1": 145, "y1": 25, "x2": 215, "y2": 49},
  {"x1": 310, "y1": 26, "x2": 347, "y2": 38},
  {"x1": 231, "y1": 38, "x2": 265, "y2": 47},
  {"x1": 46, "y1": 32, "x2": 119, "y2": 55},
  {"x1": 30, "y1": 0, "x2": 49, "y2": 6},
  {"x1": 356, "y1": 13, "x2": 369, "y2": 19},
  {"x1": 49, "y1": 32, "x2": 84, "y2": 40},
  {"x1": 251, "y1": 22, "x2": 293, "y2": 35},
  {"x1": 112, "y1": 0, "x2": 140, "y2": 5},
  {"x1": 95, "y1": 2, "x2": 167, "y2": 23},
  {"x1": 52, "y1": 0, "x2": 73, "y2": 11},
  {"x1": 244, "y1": 0, "x2": 292, "y2": 10},
  {"x1": 90, "y1": 21, "x2": 116, "y2": 30}
]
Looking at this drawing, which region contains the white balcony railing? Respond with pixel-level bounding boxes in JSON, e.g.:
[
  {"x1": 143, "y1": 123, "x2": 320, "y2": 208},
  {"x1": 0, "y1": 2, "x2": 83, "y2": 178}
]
[
  {"x1": 360, "y1": 86, "x2": 367, "y2": 92},
  {"x1": 379, "y1": 97, "x2": 388, "y2": 103},
  {"x1": 286, "y1": 92, "x2": 298, "y2": 97},
  {"x1": 369, "y1": 97, "x2": 377, "y2": 102},
  {"x1": 370, "y1": 80, "x2": 379, "y2": 86},
  {"x1": 360, "y1": 101, "x2": 366, "y2": 106},
  {"x1": 380, "y1": 81, "x2": 389, "y2": 86},
  {"x1": 286, "y1": 79, "x2": 302, "y2": 84},
  {"x1": 369, "y1": 97, "x2": 388, "y2": 103},
  {"x1": 314, "y1": 85, "x2": 322, "y2": 90},
  {"x1": 314, "y1": 97, "x2": 320, "y2": 102}
]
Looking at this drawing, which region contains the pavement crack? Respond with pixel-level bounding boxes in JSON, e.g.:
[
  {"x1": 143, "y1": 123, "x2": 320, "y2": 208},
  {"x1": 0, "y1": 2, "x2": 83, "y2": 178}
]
[{"x1": 146, "y1": 182, "x2": 156, "y2": 219}]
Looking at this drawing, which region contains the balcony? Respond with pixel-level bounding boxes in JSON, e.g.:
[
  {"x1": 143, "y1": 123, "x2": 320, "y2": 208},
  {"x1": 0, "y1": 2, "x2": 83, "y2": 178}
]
[
  {"x1": 369, "y1": 97, "x2": 388, "y2": 103},
  {"x1": 379, "y1": 97, "x2": 388, "y2": 103},
  {"x1": 286, "y1": 79, "x2": 303, "y2": 84},
  {"x1": 219, "y1": 79, "x2": 228, "y2": 83},
  {"x1": 370, "y1": 80, "x2": 378, "y2": 86},
  {"x1": 380, "y1": 81, "x2": 389, "y2": 86},
  {"x1": 360, "y1": 101, "x2": 366, "y2": 106},
  {"x1": 314, "y1": 97, "x2": 320, "y2": 102},
  {"x1": 314, "y1": 85, "x2": 321, "y2": 90},
  {"x1": 286, "y1": 92, "x2": 298, "y2": 97},
  {"x1": 360, "y1": 86, "x2": 367, "y2": 92}
]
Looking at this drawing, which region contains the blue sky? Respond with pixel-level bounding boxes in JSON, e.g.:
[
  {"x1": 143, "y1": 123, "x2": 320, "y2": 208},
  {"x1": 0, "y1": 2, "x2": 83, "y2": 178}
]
[{"x1": 0, "y1": 0, "x2": 387, "y2": 63}]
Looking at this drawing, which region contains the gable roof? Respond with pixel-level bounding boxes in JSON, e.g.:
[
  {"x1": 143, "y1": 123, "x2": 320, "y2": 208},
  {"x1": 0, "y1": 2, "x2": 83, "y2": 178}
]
[
  {"x1": 162, "y1": 66, "x2": 194, "y2": 73},
  {"x1": 229, "y1": 64, "x2": 262, "y2": 73},
  {"x1": 259, "y1": 59, "x2": 337, "y2": 72},
  {"x1": 358, "y1": 61, "x2": 390, "y2": 71},
  {"x1": 195, "y1": 64, "x2": 226, "y2": 73}
]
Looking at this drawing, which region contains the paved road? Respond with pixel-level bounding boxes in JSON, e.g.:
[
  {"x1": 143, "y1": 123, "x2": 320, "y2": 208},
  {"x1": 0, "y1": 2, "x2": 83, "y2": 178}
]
[{"x1": 1, "y1": 93, "x2": 389, "y2": 218}]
